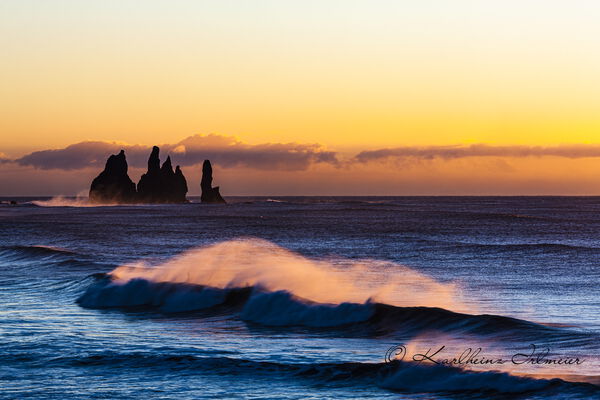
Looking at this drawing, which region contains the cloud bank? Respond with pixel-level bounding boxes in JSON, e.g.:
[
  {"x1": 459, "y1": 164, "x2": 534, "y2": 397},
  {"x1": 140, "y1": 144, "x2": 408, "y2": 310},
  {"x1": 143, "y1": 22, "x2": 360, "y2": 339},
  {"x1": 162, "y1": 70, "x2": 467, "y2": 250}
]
[
  {"x1": 355, "y1": 144, "x2": 600, "y2": 163},
  {"x1": 6, "y1": 138, "x2": 600, "y2": 196},
  {"x1": 12, "y1": 134, "x2": 339, "y2": 171},
  {"x1": 9, "y1": 138, "x2": 600, "y2": 175}
]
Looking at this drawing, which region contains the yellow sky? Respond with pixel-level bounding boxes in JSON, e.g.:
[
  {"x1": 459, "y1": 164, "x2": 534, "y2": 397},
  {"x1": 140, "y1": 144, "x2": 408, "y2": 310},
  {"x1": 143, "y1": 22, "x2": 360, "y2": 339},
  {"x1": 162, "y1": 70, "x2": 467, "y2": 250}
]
[
  {"x1": 1, "y1": 0, "x2": 600, "y2": 156},
  {"x1": 2, "y1": 1, "x2": 600, "y2": 195}
]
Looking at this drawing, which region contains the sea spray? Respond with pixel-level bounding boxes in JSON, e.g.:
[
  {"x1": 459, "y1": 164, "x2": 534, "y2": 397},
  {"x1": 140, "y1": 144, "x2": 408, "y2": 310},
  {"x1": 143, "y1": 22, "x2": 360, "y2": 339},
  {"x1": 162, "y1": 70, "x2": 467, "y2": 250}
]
[
  {"x1": 105, "y1": 238, "x2": 468, "y2": 312},
  {"x1": 31, "y1": 191, "x2": 98, "y2": 207}
]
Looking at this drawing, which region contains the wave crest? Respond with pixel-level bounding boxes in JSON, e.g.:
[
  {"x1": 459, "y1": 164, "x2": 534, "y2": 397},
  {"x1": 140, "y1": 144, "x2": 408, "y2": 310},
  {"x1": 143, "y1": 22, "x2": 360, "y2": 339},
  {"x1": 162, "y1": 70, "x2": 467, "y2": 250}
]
[
  {"x1": 107, "y1": 238, "x2": 467, "y2": 311},
  {"x1": 0, "y1": 245, "x2": 76, "y2": 261},
  {"x1": 240, "y1": 290, "x2": 375, "y2": 327},
  {"x1": 33, "y1": 349, "x2": 600, "y2": 395}
]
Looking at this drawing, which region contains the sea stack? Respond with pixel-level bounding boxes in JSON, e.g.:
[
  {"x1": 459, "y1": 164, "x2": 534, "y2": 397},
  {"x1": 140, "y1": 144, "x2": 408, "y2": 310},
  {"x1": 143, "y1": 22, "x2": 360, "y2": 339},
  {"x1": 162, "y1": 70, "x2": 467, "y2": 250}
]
[
  {"x1": 89, "y1": 150, "x2": 137, "y2": 203},
  {"x1": 174, "y1": 166, "x2": 188, "y2": 202},
  {"x1": 136, "y1": 146, "x2": 161, "y2": 201},
  {"x1": 137, "y1": 146, "x2": 188, "y2": 203},
  {"x1": 200, "y1": 160, "x2": 226, "y2": 204}
]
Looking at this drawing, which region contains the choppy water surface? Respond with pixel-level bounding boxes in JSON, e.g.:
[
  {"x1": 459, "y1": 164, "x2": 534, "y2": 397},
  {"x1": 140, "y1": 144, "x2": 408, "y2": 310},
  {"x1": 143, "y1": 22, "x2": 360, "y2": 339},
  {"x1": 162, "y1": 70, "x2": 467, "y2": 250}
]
[{"x1": 1, "y1": 196, "x2": 599, "y2": 399}]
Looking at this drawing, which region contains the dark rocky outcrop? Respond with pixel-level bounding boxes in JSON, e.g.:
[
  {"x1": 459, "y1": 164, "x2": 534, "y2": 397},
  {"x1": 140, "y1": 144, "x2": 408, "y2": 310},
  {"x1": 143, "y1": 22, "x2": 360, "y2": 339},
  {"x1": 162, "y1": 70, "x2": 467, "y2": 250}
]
[
  {"x1": 200, "y1": 160, "x2": 226, "y2": 204},
  {"x1": 137, "y1": 146, "x2": 188, "y2": 203},
  {"x1": 89, "y1": 147, "x2": 225, "y2": 204},
  {"x1": 89, "y1": 150, "x2": 137, "y2": 203},
  {"x1": 136, "y1": 146, "x2": 161, "y2": 201}
]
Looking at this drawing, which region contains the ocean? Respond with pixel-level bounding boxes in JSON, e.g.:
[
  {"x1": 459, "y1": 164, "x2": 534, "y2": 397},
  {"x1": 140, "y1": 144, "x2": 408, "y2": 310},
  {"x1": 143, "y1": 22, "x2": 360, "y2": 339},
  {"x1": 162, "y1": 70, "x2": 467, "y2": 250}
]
[{"x1": 0, "y1": 196, "x2": 599, "y2": 399}]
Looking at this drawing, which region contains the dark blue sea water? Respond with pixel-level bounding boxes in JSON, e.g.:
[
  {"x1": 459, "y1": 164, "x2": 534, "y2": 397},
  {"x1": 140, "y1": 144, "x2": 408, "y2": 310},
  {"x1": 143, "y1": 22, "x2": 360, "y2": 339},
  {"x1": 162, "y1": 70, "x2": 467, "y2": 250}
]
[{"x1": 0, "y1": 196, "x2": 599, "y2": 399}]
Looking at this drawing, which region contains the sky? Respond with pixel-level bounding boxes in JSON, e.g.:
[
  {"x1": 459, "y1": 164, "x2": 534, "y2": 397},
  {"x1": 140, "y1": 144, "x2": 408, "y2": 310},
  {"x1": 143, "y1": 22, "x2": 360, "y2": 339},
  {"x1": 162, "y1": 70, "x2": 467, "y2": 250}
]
[{"x1": 1, "y1": 0, "x2": 600, "y2": 195}]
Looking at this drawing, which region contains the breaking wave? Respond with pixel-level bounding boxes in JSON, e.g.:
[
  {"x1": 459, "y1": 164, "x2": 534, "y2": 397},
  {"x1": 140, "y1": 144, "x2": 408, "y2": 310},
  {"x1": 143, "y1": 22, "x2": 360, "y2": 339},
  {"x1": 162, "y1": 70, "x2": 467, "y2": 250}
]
[
  {"x1": 78, "y1": 276, "x2": 588, "y2": 341},
  {"x1": 95, "y1": 238, "x2": 466, "y2": 310},
  {"x1": 76, "y1": 238, "x2": 594, "y2": 341}
]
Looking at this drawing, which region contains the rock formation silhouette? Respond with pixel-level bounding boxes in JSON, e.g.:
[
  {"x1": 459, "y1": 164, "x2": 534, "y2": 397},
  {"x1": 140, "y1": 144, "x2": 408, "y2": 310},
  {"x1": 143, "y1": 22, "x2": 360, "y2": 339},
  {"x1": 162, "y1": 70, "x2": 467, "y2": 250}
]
[
  {"x1": 137, "y1": 146, "x2": 188, "y2": 203},
  {"x1": 200, "y1": 160, "x2": 226, "y2": 204},
  {"x1": 89, "y1": 150, "x2": 137, "y2": 203},
  {"x1": 89, "y1": 147, "x2": 224, "y2": 204}
]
